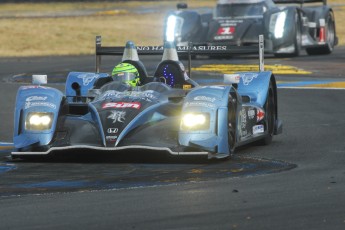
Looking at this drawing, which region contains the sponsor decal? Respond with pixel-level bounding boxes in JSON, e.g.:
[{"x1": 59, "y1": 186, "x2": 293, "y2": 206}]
[
  {"x1": 21, "y1": 86, "x2": 48, "y2": 90},
  {"x1": 257, "y1": 108, "x2": 265, "y2": 122},
  {"x1": 194, "y1": 96, "x2": 216, "y2": 103},
  {"x1": 248, "y1": 109, "x2": 256, "y2": 120},
  {"x1": 131, "y1": 45, "x2": 237, "y2": 52},
  {"x1": 214, "y1": 35, "x2": 234, "y2": 40},
  {"x1": 25, "y1": 101, "x2": 56, "y2": 110},
  {"x1": 26, "y1": 96, "x2": 47, "y2": 102},
  {"x1": 217, "y1": 27, "x2": 235, "y2": 35},
  {"x1": 220, "y1": 23, "x2": 238, "y2": 27},
  {"x1": 107, "y1": 128, "x2": 118, "y2": 134},
  {"x1": 240, "y1": 108, "x2": 247, "y2": 129},
  {"x1": 184, "y1": 101, "x2": 215, "y2": 108},
  {"x1": 107, "y1": 110, "x2": 126, "y2": 123},
  {"x1": 253, "y1": 125, "x2": 264, "y2": 135},
  {"x1": 177, "y1": 46, "x2": 227, "y2": 51},
  {"x1": 241, "y1": 73, "x2": 258, "y2": 85},
  {"x1": 96, "y1": 91, "x2": 120, "y2": 101},
  {"x1": 77, "y1": 73, "x2": 100, "y2": 86},
  {"x1": 137, "y1": 46, "x2": 163, "y2": 51},
  {"x1": 106, "y1": 136, "x2": 117, "y2": 142},
  {"x1": 102, "y1": 91, "x2": 121, "y2": 97},
  {"x1": 98, "y1": 90, "x2": 158, "y2": 103},
  {"x1": 130, "y1": 91, "x2": 158, "y2": 101},
  {"x1": 102, "y1": 102, "x2": 141, "y2": 109},
  {"x1": 219, "y1": 19, "x2": 243, "y2": 24}
]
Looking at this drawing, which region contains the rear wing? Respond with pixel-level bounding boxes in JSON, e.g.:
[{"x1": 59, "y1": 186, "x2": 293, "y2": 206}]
[
  {"x1": 273, "y1": 0, "x2": 327, "y2": 5},
  {"x1": 95, "y1": 35, "x2": 265, "y2": 75}
]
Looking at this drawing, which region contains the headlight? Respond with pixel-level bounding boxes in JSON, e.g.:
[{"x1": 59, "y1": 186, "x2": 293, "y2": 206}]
[
  {"x1": 270, "y1": 11, "x2": 287, "y2": 39},
  {"x1": 166, "y1": 15, "x2": 177, "y2": 42},
  {"x1": 25, "y1": 112, "x2": 54, "y2": 131},
  {"x1": 165, "y1": 15, "x2": 184, "y2": 42},
  {"x1": 181, "y1": 113, "x2": 210, "y2": 130}
]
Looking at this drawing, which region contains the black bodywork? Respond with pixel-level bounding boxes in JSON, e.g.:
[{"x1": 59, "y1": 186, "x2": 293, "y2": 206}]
[{"x1": 164, "y1": 0, "x2": 337, "y2": 56}]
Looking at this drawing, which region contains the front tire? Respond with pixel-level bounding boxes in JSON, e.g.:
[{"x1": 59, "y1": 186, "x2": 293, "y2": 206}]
[
  {"x1": 259, "y1": 82, "x2": 275, "y2": 145},
  {"x1": 293, "y1": 12, "x2": 302, "y2": 57},
  {"x1": 228, "y1": 95, "x2": 237, "y2": 154}
]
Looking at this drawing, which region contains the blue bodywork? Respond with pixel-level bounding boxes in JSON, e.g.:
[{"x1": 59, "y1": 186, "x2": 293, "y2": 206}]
[
  {"x1": 12, "y1": 69, "x2": 281, "y2": 159},
  {"x1": 13, "y1": 86, "x2": 63, "y2": 149},
  {"x1": 179, "y1": 85, "x2": 231, "y2": 157},
  {"x1": 65, "y1": 72, "x2": 109, "y2": 101},
  {"x1": 178, "y1": 71, "x2": 277, "y2": 158},
  {"x1": 12, "y1": 40, "x2": 282, "y2": 159}
]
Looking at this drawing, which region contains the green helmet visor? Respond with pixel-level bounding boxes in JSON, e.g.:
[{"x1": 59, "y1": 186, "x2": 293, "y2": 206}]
[{"x1": 113, "y1": 72, "x2": 139, "y2": 87}]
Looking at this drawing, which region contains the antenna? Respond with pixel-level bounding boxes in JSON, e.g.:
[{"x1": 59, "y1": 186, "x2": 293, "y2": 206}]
[
  {"x1": 188, "y1": 41, "x2": 192, "y2": 78},
  {"x1": 96, "y1": 36, "x2": 102, "y2": 73},
  {"x1": 259, "y1": 35, "x2": 264, "y2": 72}
]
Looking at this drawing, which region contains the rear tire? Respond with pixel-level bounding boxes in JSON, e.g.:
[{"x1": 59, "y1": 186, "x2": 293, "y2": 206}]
[{"x1": 306, "y1": 12, "x2": 336, "y2": 55}]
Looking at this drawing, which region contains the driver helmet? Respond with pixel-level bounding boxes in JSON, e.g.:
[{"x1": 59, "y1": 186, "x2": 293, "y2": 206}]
[{"x1": 112, "y1": 63, "x2": 140, "y2": 87}]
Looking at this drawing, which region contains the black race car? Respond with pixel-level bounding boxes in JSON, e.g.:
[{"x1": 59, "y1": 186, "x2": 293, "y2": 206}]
[{"x1": 164, "y1": 0, "x2": 337, "y2": 56}]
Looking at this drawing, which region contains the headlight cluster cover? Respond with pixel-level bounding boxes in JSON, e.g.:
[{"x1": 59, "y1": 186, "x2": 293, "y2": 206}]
[
  {"x1": 181, "y1": 113, "x2": 210, "y2": 131},
  {"x1": 25, "y1": 112, "x2": 54, "y2": 131},
  {"x1": 269, "y1": 11, "x2": 287, "y2": 39},
  {"x1": 165, "y1": 15, "x2": 184, "y2": 42}
]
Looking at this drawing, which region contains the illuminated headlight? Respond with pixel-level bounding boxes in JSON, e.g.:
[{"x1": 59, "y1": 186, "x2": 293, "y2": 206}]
[
  {"x1": 270, "y1": 11, "x2": 287, "y2": 39},
  {"x1": 25, "y1": 112, "x2": 54, "y2": 131},
  {"x1": 166, "y1": 15, "x2": 177, "y2": 42},
  {"x1": 181, "y1": 113, "x2": 210, "y2": 130},
  {"x1": 165, "y1": 15, "x2": 184, "y2": 42}
]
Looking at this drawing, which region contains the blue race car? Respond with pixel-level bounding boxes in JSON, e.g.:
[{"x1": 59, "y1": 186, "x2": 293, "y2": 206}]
[{"x1": 11, "y1": 36, "x2": 282, "y2": 160}]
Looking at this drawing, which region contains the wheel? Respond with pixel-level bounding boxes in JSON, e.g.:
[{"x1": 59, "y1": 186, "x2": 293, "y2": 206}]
[
  {"x1": 227, "y1": 94, "x2": 237, "y2": 153},
  {"x1": 306, "y1": 12, "x2": 336, "y2": 55},
  {"x1": 258, "y1": 82, "x2": 275, "y2": 145}
]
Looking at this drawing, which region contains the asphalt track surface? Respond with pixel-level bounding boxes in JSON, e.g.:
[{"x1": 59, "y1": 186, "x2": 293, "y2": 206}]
[{"x1": 1, "y1": 48, "x2": 345, "y2": 230}]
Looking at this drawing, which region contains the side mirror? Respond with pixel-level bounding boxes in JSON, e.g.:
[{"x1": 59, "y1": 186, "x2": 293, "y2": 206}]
[
  {"x1": 224, "y1": 74, "x2": 240, "y2": 89},
  {"x1": 177, "y1": 3, "x2": 188, "y2": 10},
  {"x1": 224, "y1": 74, "x2": 240, "y2": 84},
  {"x1": 32, "y1": 75, "x2": 47, "y2": 85}
]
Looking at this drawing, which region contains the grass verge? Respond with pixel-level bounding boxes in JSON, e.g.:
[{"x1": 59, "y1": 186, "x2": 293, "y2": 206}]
[{"x1": 0, "y1": 0, "x2": 343, "y2": 57}]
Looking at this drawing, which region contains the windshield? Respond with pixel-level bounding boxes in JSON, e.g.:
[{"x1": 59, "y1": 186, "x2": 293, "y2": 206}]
[{"x1": 215, "y1": 2, "x2": 266, "y2": 18}]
